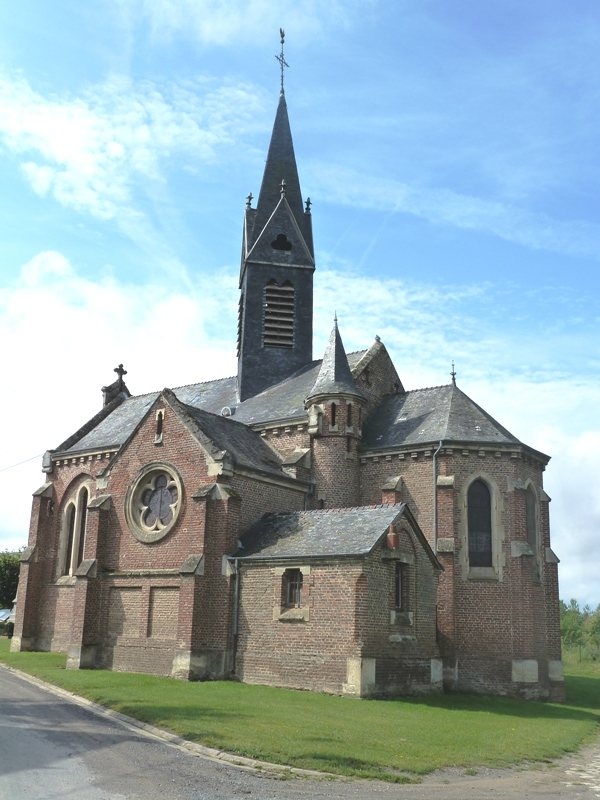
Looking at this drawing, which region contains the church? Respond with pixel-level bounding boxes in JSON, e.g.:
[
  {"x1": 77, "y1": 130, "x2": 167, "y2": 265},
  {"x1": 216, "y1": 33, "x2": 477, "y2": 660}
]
[{"x1": 12, "y1": 41, "x2": 564, "y2": 700}]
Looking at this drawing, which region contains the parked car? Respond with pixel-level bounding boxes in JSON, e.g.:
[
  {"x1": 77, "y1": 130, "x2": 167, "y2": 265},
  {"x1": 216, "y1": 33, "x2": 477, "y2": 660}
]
[{"x1": 0, "y1": 606, "x2": 15, "y2": 636}]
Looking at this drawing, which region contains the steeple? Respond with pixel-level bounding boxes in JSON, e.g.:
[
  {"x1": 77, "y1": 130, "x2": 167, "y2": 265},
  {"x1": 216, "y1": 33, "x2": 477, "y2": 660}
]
[
  {"x1": 237, "y1": 33, "x2": 315, "y2": 402},
  {"x1": 246, "y1": 91, "x2": 313, "y2": 257}
]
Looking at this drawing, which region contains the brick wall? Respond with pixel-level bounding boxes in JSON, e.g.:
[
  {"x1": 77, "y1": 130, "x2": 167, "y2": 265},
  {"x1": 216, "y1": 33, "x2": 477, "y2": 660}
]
[
  {"x1": 359, "y1": 445, "x2": 560, "y2": 697},
  {"x1": 235, "y1": 526, "x2": 440, "y2": 696}
]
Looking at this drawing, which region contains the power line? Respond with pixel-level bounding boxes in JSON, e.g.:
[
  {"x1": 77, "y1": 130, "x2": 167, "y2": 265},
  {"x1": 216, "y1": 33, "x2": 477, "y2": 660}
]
[{"x1": 0, "y1": 453, "x2": 44, "y2": 474}]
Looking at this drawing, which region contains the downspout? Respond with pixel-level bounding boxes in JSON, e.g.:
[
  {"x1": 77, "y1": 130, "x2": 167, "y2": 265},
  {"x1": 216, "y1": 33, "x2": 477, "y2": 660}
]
[
  {"x1": 432, "y1": 440, "x2": 444, "y2": 552},
  {"x1": 231, "y1": 557, "x2": 240, "y2": 675}
]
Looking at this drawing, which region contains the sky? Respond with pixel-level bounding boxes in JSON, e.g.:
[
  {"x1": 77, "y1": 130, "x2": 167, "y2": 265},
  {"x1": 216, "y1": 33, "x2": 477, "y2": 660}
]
[{"x1": 0, "y1": 0, "x2": 598, "y2": 607}]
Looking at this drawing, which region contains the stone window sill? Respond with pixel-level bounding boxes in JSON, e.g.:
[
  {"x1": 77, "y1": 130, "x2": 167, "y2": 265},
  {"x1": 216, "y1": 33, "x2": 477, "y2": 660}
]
[
  {"x1": 468, "y1": 566, "x2": 498, "y2": 581},
  {"x1": 274, "y1": 606, "x2": 310, "y2": 622},
  {"x1": 54, "y1": 575, "x2": 76, "y2": 586}
]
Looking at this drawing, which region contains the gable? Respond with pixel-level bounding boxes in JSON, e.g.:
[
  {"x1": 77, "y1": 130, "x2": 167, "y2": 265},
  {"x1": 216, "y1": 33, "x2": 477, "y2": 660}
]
[{"x1": 245, "y1": 196, "x2": 314, "y2": 269}]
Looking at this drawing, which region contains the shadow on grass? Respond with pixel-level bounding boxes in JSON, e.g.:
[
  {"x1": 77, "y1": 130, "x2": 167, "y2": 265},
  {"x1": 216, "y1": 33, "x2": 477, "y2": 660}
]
[
  {"x1": 291, "y1": 752, "x2": 419, "y2": 783},
  {"x1": 370, "y1": 675, "x2": 600, "y2": 724}
]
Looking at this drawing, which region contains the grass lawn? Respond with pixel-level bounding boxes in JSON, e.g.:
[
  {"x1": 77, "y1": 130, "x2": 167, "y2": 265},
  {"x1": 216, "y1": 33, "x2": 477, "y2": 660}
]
[{"x1": 1, "y1": 638, "x2": 599, "y2": 782}]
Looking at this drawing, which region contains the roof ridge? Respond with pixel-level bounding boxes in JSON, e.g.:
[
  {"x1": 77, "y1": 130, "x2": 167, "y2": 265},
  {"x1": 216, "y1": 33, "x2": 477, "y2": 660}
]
[{"x1": 405, "y1": 382, "x2": 454, "y2": 394}]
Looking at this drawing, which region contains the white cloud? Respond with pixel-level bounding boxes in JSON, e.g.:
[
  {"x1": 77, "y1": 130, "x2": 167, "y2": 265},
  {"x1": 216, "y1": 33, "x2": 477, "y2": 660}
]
[
  {"x1": 0, "y1": 251, "x2": 238, "y2": 551},
  {"x1": 0, "y1": 72, "x2": 264, "y2": 222},
  {"x1": 309, "y1": 163, "x2": 600, "y2": 262},
  {"x1": 2, "y1": 252, "x2": 598, "y2": 606},
  {"x1": 112, "y1": 0, "x2": 369, "y2": 45}
]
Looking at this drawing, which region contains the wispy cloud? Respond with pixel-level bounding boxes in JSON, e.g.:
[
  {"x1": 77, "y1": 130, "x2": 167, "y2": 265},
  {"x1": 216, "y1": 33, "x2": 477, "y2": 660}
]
[
  {"x1": 2, "y1": 252, "x2": 598, "y2": 605},
  {"x1": 0, "y1": 72, "x2": 264, "y2": 221},
  {"x1": 309, "y1": 163, "x2": 600, "y2": 261},
  {"x1": 112, "y1": 0, "x2": 371, "y2": 45}
]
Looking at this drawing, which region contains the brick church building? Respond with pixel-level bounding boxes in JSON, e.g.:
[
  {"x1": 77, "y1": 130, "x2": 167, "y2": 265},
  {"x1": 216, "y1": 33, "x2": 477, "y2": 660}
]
[{"x1": 13, "y1": 53, "x2": 564, "y2": 700}]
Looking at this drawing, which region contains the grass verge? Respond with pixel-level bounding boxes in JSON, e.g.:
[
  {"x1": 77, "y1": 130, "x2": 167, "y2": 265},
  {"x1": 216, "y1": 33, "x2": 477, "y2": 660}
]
[{"x1": 1, "y1": 638, "x2": 599, "y2": 782}]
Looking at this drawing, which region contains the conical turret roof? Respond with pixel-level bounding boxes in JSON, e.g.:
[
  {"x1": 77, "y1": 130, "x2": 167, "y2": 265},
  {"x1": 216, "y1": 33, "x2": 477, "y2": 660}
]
[{"x1": 306, "y1": 319, "x2": 366, "y2": 404}]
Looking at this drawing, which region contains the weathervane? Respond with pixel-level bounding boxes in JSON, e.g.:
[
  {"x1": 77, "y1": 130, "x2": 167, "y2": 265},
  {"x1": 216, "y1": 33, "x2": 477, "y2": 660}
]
[
  {"x1": 275, "y1": 28, "x2": 289, "y2": 94},
  {"x1": 450, "y1": 361, "x2": 457, "y2": 385}
]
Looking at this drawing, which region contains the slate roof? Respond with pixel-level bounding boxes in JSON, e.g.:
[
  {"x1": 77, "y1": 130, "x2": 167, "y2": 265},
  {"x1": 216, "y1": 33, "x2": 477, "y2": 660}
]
[
  {"x1": 238, "y1": 504, "x2": 409, "y2": 560},
  {"x1": 362, "y1": 382, "x2": 548, "y2": 459},
  {"x1": 306, "y1": 319, "x2": 367, "y2": 402},
  {"x1": 54, "y1": 352, "x2": 546, "y2": 464},
  {"x1": 56, "y1": 351, "x2": 367, "y2": 455},
  {"x1": 174, "y1": 402, "x2": 284, "y2": 476}
]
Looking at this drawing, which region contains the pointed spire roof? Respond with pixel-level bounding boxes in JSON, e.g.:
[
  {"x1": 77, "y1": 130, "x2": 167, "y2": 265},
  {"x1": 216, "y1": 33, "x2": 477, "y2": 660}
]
[
  {"x1": 248, "y1": 92, "x2": 311, "y2": 255},
  {"x1": 306, "y1": 318, "x2": 366, "y2": 404}
]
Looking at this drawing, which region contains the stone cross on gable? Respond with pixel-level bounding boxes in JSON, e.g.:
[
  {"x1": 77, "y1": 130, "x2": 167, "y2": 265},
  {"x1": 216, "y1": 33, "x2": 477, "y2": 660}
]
[{"x1": 114, "y1": 363, "x2": 127, "y2": 391}]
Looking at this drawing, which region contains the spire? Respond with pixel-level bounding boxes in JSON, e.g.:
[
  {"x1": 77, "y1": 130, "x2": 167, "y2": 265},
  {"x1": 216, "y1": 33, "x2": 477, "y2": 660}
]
[
  {"x1": 306, "y1": 318, "x2": 366, "y2": 405},
  {"x1": 249, "y1": 91, "x2": 309, "y2": 252}
]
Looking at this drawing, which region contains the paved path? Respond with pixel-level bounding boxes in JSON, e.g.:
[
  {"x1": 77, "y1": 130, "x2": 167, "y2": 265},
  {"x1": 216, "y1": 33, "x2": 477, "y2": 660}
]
[{"x1": 1, "y1": 665, "x2": 599, "y2": 799}]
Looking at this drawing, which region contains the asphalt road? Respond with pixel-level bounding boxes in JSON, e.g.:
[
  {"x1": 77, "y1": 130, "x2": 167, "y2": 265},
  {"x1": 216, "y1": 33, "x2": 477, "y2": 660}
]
[{"x1": 1, "y1": 665, "x2": 599, "y2": 800}]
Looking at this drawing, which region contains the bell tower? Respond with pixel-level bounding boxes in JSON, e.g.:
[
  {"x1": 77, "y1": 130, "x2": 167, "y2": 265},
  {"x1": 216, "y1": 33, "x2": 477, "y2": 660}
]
[{"x1": 237, "y1": 31, "x2": 315, "y2": 401}]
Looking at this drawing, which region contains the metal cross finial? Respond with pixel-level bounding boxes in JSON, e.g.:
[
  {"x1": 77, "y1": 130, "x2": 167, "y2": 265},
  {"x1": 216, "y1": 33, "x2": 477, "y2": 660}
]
[
  {"x1": 305, "y1": 196, "x2": 312, "y2": 214},
  {"x1": 114, "y1": 363, "x2": 127, "y2": 391},
  {"x1": 275, "y1": 28, "x2": 289, "y2": 94},
  {"x1": 246, "y1": 191, "x2": 253, "y2": 209},
  {"x1": 451, "y1": 361, "x2": 457, "y2": 385}
]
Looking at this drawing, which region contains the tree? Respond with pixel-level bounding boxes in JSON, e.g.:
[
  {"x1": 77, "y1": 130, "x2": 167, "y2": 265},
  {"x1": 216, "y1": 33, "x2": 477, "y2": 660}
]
[
  {"x1": 584, "y1": 604, "x2": 600, "y2": 655},
  {"x1": 560, "y1": 598, "x2": 585, "y2": 648},
  {"x1": 0, "y1": 551, "x2": 20, "y2": 608}
]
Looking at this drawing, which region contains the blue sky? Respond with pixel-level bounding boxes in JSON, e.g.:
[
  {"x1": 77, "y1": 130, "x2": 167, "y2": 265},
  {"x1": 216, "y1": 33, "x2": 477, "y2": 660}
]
[{"x1": 1, "y1": 1, "x2": 598, "y2": 607}]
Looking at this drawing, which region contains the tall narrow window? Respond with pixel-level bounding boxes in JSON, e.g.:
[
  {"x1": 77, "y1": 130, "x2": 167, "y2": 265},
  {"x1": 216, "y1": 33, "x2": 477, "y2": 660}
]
[
  {"x1": 347, "y1": 403, "x2": 353, "y2": 426},
  {"x1": 395, "y1": 563, "x2": 408, "y2": 610},
  {"x1": 76, "y1": 488, "x2": 88, "y2": 568},
  {"x1": 468, "y1": 479, "x2": 492, "y2": 567},
  {"x1": 263, "y1": 280, "x2": 294, "y2": 348},
  {"x1": 155, "y1": 409, "x2": 164, "y2": 444},
  {"x1": 330, "y1": 402, "x2": 337, "y2": 426},
  {"x1": 59, "y1": 485, "x2": 90, "y2": 577},
  {"x1": 283, "y1": 568, "x2": 303, "y2": 608},
  {"x1": 526, "y1": 486, "x2": 537, "y2": 551},
  {"x1": 63, "y1": 504, "x2": 76, "y2": 576}
]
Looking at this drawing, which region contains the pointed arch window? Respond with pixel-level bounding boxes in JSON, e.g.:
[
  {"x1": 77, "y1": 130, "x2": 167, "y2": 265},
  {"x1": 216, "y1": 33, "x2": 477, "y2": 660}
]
[
  {"x1": 330, "y1": 401, "x2": 337, "y2": 427},
  {"x1": 59, "y1": 485, "x2": 90, "y2": 577},
  {"x1": 262, "y1": 280, "x2": 294, "y2": 348},
  {"x1": 467, "y1": 479, "x2": 492, "y2": 567},
  {"x1": 526, "y1": 486, "x2": 537, "y2": 551}
]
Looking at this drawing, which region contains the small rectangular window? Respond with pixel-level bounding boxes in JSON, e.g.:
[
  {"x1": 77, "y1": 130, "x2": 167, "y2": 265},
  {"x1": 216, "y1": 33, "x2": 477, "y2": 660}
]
[{"x1": 395, "y1": 563, "x2": 408, "y2": 611}]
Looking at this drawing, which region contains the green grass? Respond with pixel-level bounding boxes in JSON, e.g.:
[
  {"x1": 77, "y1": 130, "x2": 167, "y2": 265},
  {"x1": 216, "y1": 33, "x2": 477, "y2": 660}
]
[{"x1": 1, "y1": 638, "x2": 599, "y2": 782}]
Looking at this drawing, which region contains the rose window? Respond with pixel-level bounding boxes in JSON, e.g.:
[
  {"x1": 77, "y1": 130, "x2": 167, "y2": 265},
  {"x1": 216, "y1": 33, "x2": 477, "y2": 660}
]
[{"x1": 126, "y1": 466, "x2": 182, "y2": 543}]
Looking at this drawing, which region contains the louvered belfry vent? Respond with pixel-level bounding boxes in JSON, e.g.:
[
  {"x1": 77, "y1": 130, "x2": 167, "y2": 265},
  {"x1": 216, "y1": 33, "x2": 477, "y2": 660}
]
[{"x1": 263, "y1": 280, "x2": 295, "y2": 348}]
